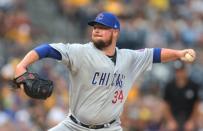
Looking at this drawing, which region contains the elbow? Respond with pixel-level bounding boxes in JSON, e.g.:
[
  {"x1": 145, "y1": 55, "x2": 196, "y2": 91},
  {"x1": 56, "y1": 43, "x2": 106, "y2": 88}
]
[{"x1": 34, "y1": 44, "x2": 62, "y2": 60}]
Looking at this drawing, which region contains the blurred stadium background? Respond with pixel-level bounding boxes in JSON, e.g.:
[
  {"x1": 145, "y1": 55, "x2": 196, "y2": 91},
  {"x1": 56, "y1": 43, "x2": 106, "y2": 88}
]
[{"x1": 0, "y1": 0, "x2": 203, "y2": 130}]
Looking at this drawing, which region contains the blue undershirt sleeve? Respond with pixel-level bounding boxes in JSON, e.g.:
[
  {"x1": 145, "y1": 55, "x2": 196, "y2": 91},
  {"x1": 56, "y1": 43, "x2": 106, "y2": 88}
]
[
  {"x1": 34, "y1": 44, "x2": 62, "y2": 60},
  {"x1": 153, "y1": 48, "x2": 161, "y2": 63}
]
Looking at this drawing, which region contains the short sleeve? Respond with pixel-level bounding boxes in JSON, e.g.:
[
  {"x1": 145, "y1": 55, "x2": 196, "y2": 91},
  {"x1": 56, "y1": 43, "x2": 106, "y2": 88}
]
[
  {"x1": 134, "y1": 48, "x2": 153, "y2": 71},
  {"x1": 49, "y1": 43, "x2": 83, "y2": 71}
]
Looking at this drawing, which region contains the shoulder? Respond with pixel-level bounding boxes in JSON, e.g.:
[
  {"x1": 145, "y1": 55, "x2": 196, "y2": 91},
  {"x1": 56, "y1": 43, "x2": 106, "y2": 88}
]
[
  {"x1": 164, "y1": 80, "x2": 175, "y2": 89},
  {"x1": 51, "y1": 42, "x2": 91, "y2": 49},
  {"x1": 118, "y1": 48, "x2": 134, "y2": 54},
  {"x1": 188, "y1": 79, "x2": 201, "y2": 89},
  {"x1": 118, "y1": 48, "x2": 153, "y2": 55},
  {"x1": 70, "y1": 42, "x2": 93, "y2": 49}
]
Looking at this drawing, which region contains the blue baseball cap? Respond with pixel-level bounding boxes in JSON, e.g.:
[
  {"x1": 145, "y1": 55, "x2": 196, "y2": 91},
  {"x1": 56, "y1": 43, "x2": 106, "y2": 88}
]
[{"x1": 88, "y1": 12, "x2": 120, "y2": 30}]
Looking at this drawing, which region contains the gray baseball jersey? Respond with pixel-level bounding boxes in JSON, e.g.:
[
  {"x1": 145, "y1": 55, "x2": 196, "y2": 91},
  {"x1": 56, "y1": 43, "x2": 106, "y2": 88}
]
[{"x1": 50, "y1": 42, "x2": 153, "y2": 125}]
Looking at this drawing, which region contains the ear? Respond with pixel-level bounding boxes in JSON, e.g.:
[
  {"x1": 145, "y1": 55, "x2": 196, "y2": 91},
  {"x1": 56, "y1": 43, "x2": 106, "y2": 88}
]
[{"x1": 113, "y1": 29, "x2": 119, "y2": 37}]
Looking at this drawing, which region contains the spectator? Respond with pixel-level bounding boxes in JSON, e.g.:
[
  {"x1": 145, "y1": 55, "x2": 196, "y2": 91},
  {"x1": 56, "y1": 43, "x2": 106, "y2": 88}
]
[{"x1": 163, "y1": 61, "x2": 201, "y2": 131}]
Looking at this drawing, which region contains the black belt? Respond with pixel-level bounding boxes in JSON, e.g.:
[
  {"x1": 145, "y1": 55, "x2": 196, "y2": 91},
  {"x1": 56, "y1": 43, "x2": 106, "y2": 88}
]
[{"x1": 70, "y1": 115, "x2": 116, "y2": 129}]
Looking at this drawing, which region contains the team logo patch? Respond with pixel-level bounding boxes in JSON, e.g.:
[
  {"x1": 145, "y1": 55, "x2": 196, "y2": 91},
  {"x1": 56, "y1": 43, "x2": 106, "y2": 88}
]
[{"x1": 96, "y1": 13, "x2": 104, "y2": 20}]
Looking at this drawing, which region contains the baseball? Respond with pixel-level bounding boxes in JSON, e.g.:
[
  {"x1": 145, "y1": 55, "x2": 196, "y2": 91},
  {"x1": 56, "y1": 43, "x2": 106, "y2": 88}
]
[{"x1": 185, "y1": 53, "x2": 194, "y2": 62}]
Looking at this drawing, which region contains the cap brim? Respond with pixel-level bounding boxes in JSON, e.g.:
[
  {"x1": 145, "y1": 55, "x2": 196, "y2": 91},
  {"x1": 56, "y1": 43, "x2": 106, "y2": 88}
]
[
  {"x1": 88, "y1": 21, "x2": 97, "y2": 26},
  {"x1": 88, "y1": 21, "x2": 112, "y2": 28}
]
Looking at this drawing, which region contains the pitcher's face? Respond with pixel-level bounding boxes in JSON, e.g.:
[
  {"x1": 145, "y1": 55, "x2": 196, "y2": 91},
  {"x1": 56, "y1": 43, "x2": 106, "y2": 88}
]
[{"x1": 92, "y1": 24, "x2": 113, "y2": 50}]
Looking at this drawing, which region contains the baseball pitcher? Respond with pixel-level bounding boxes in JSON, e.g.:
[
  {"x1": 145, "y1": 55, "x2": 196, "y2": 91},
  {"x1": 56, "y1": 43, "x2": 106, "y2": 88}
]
[{"x1": 13, "y1": 12, "x2": 196, "y2": 131}]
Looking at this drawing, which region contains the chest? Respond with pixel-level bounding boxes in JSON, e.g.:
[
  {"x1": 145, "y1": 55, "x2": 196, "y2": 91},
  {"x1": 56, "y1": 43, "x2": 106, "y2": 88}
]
[
  {"x1": 170, "y1": 87, "x2": 196, "y2": 101},
  {"x1": 78, "y1": 51, "x2": 130, "y2": 89}
]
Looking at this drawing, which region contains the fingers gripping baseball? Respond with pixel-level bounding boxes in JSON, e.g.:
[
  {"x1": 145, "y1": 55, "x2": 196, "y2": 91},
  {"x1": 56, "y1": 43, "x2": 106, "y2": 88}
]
[{"x1": 180, "y1": 49, "x2": 196, "y2": 63}]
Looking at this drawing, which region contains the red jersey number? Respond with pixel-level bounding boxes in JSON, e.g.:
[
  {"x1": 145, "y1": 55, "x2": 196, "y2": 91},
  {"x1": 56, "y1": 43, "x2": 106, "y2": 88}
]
[{"x1": 112, "y1": 90, "x2": 124, "y2": 104}]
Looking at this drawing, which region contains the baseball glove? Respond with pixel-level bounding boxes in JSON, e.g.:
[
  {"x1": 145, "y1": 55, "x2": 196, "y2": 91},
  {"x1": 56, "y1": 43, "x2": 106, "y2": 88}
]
[{"x1": 13, "y1": 72, "x2": 54, "y2": 100}]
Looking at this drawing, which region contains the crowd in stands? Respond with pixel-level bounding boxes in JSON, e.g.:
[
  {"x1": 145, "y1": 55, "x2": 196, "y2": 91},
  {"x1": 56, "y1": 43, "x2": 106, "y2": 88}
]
[{"x1": 0, "y1": 0, "x2": 203, "y2": 130}]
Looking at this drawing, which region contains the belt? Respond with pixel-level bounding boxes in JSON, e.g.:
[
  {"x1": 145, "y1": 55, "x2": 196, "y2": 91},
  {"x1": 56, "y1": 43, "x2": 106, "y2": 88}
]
[{"x1": 70, "y1": 115, "x2": 116, "y2": 129}]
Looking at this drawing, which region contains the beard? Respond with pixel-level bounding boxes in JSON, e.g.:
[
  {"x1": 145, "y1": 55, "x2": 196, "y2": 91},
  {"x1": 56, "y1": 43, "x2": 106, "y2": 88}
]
[{"x1": 92, "y1": 35, "x2": 113, "y2": 50}]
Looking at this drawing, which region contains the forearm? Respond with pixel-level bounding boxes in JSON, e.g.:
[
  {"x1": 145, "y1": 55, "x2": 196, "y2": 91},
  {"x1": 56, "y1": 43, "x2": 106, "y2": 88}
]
[
  {"x1": 18, "y1": 50, "x2": 39, "y2": 68},
  {"x1": 161, "y1": 48, "x2": 182, "y2": 63},
  {"x1": 161, "y1": 48, "x2": 196, "y2": 63},
  {"x1": 15, "y1": 50, "x2": 39, "y2": 77},
  {"x1": 163, "y1": 102, "x2": 176, "y2": 122},
  {"x1": 189, "y1": 101, "x2": 200, "y2": 121},
  {"x1": 14, "y1": 44, "x2": 62, "y2": 78}
]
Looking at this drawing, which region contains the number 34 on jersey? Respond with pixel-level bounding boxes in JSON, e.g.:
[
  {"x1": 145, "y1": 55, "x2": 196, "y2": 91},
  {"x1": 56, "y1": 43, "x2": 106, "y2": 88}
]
[{"x1": 112, "y1": 89, "x2": 124, "y2": 104}]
